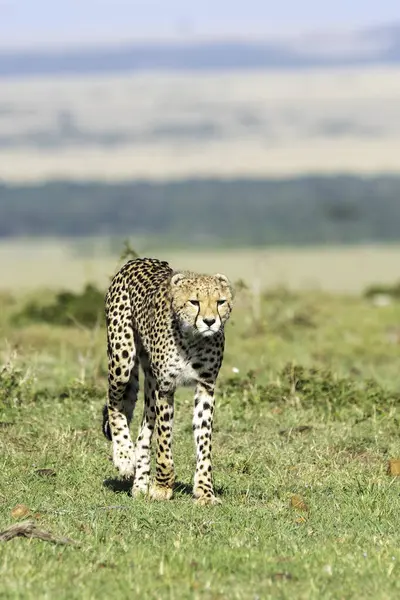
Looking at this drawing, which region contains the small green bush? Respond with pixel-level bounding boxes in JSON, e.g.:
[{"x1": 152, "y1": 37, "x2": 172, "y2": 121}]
[
  {"x1": 0, "y1": 360, "x2": 34, "y2": 409},
  {"x1": 12, "y1": 242, "x2": 140, "y2": 328},
  {"x1": 364, "y1": 282, "x2": 400, "y2": 300},
  {"x1": 14, "y1": 284, "x2": 105, "y2": 328},
  {"x1": 220, "y1": 364, "x2": 400, "y2": 416}
]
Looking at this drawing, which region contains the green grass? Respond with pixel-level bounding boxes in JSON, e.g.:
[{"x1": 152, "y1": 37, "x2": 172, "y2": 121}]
[{"x1": 1, "y1": 287, "x2": 400, "y2": 598}]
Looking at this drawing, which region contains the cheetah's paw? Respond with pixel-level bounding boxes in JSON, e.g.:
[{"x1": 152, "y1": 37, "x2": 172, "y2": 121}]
[
  {"x1": 113, "y1": 448, "x2": 135, "y2": 478},
  {"x1": 149, "y1": 484, "x2": 174, "y2": 501},
  {"x1": 132, "y1": 485, "x2": 148, "y2": 499},
  {"x1": 194, "y1": 495, "x2": 222, "y2": 506}
]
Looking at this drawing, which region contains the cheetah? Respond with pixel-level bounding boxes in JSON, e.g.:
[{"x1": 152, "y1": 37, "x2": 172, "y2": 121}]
[{"x1": 102, "y1": 257, "x2": 234, "y2": 505}]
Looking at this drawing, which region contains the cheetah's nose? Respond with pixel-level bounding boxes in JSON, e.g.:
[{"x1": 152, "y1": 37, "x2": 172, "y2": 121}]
[{"x1": 203, "y1": 317, "x2": 216, "y2": 327}]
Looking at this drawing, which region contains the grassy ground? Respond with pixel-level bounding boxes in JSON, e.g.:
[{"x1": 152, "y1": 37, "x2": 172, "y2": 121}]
[{"x1": 1, "y1": 283, "x2": 400, "y2": 598}]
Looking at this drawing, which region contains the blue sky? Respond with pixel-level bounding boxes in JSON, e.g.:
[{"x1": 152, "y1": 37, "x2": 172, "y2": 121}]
[{"x1": 1, "y1": 0, "x2": 400, "y2": 46}]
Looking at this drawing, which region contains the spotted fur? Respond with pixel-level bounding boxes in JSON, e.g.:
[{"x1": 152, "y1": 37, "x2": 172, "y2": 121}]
[{"x1": 103, "y1": 257, "x2": 234, "y2": 504}]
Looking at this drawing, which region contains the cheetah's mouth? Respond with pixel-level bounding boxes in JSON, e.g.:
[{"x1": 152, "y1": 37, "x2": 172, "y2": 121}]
[
  {"x1": 200, "y1": 328, "x2": 217, "y2": 337},
  {"x1": 196, "y1": 321, "x2": 221, "y2": 336},
  {"x1": 181, "y1": 318, "x2": 220, "y2": 337}
]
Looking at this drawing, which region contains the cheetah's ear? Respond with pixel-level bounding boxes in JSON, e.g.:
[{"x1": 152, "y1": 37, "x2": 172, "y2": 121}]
[
  {"x1": 170, "y1": 272, "x2": 186, "y2": 286},
  {"x1": 214, "y1": 273, "x2": 234, "y2": 297},
  {"x1": 214, "y1": 273, "x2": 230, "y2": 285}
]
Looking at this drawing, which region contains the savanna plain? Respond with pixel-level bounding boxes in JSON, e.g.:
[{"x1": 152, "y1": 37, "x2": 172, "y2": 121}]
[
  {"x1": 2, "y1": 67, "x2": 400, "y2": 181},
  {"x1": 1, "y1": 245, "x2": 400, "y2": 599}
]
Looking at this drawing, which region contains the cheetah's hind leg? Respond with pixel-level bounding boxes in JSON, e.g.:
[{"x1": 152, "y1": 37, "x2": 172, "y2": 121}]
[
  {"x1": 105, "y1": 293, "x2": 138, "y2": 478},
  {"x1": 103, "y1": 366, "x2": 138, "y2": 442},
  {"x1": 106, "y1": 363, "x2": 139, "y2": 478}
]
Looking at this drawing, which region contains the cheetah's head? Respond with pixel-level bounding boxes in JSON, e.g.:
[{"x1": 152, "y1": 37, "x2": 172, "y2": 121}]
[{"x1": 170, "y1": 271, "x2": 234, "y2": 337}]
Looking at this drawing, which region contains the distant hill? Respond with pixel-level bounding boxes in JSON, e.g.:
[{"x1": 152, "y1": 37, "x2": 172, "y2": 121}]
[{"x1": 2, "y1": 24, "x2": 400, "y2": 77}]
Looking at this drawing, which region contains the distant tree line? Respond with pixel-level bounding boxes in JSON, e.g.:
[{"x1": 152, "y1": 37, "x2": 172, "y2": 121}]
[{"x1": 1, "y1": 176, "x2": 400, "y2": 247}]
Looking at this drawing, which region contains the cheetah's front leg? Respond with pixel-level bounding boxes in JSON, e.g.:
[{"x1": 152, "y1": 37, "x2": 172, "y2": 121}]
[{"x1": 192, "y1": 382, "x2": 220, "y2": 505}]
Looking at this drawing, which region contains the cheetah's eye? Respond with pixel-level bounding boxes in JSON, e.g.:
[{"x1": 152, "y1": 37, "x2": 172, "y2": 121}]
[
  {"x1": 189, "y1": 300, "x2": 200, "y2": 306},
  {"x1": 217, "y1": 299, "x2": 226, "y2": 306}
]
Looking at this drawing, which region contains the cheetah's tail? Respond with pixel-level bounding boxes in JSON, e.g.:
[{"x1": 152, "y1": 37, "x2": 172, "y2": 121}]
[{"x1": 102, "y1": 404, "x2": 112, "y2": 441}]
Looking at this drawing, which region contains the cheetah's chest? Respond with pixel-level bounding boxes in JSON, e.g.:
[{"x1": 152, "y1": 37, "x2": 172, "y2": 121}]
[
  {"x1": 174, "y1": 359, "x2": 200, "y2": 387},
  {"x1": 158, "y1": 348, "x2": 206, "y2": 390},
  {"x1": 151, "y1": 327, "x2": 222, "y2": 391}
]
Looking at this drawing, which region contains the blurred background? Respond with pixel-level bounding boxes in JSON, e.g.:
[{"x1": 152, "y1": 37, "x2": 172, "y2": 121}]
[{"x1": 1, "y1": 0, "x2": 400, "y2": 292}]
